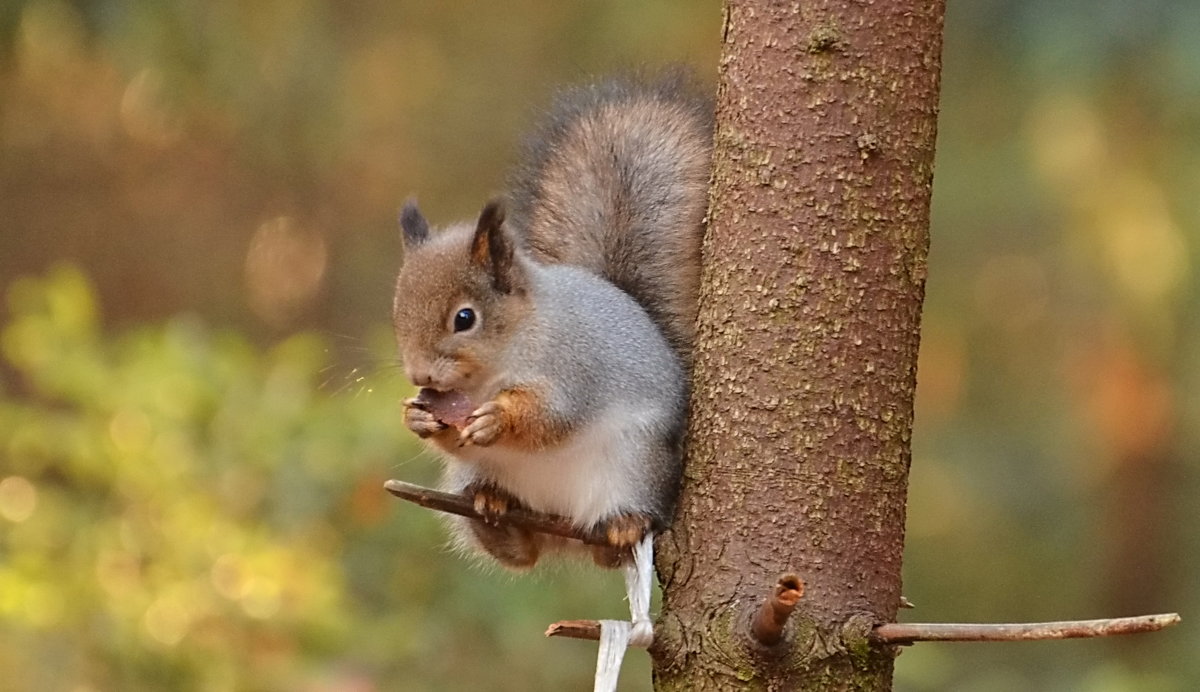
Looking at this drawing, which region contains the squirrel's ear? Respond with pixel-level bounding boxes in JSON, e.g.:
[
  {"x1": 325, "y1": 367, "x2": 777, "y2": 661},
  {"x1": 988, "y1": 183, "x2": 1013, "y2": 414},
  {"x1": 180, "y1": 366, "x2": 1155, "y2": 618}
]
[
  {"x1": 470, "y1": 199, "x2": 522, "y2": 293},
  {"x1": 399, "y1": 200, "x2": 430, "y2": 249}
]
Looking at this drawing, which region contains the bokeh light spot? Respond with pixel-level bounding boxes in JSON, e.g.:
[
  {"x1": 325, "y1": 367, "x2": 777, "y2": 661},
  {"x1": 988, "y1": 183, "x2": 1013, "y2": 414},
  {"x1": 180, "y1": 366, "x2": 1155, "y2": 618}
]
[
  {"x1": 245, "y1": 216, "x2": 328, "y2": 327},
  {"x1": 0, "y1": 476, "x2": 38, "y2": 523},
  {"x1": 120, "y1": 69, "x2": 183, "y2": 147},
  {"x1": 143, "y1": 596, "x2": 192, "y2": 647},
  {"x1": 211, "y1": 554, "x2": 250, "y2": 601}
]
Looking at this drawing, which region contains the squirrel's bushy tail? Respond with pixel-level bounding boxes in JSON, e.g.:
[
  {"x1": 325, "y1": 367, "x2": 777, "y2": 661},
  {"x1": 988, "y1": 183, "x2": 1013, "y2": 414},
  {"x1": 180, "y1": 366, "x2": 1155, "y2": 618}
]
[{"x1": 507, "y1": 70, "x2": 713, "y2": 364}]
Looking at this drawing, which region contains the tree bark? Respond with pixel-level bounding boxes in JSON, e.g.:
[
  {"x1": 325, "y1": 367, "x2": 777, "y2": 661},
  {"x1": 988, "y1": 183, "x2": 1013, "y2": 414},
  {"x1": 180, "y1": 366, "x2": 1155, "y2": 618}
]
[{"x1": 653, "y1": 0, "x2": 944, "y2": 689}]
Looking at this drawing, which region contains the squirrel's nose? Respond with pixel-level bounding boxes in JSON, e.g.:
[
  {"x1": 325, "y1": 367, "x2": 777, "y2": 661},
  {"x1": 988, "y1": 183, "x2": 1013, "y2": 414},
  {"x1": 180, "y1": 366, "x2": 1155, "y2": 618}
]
[{"x1": 406, "y1": 365, "x2": 433, "y2": 388}]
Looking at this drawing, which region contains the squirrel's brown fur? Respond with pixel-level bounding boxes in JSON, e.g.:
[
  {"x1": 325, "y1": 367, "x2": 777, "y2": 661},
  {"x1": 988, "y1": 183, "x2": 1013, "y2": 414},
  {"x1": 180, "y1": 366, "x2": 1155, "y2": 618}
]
[{"x1": 508, "y1": 72, "x2": 713, "y2": 364}]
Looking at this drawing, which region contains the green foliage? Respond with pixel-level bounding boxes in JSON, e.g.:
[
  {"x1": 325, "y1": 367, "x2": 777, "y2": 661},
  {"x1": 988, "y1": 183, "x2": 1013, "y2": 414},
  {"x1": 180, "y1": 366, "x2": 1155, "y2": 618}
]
[{"x1": 0, "y1": 267, "x2": 640, "y2": 691}]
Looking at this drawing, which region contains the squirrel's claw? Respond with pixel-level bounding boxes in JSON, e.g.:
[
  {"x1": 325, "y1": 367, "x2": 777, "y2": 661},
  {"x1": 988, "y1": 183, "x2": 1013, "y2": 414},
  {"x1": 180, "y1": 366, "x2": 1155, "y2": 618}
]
[
  {"x1": 589, "y1": 512, "x2": 654, "y2": 568},
  {"x1": 404, "y1": 402, "x2": 448, "y2": 438},
  {"x1": 465, "y1": 482, "x2": 516, "y2": 526},
  {"x1": 460, "y1": 401, "x2": 504, "y2": 447},
  {"x1": 602, "y1": 513, "x2": 653, "y2": 550}
]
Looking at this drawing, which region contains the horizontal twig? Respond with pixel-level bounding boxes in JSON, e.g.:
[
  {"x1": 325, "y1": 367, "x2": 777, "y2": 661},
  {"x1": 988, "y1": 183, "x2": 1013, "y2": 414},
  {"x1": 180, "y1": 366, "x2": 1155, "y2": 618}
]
[
  {"x1": 386, "y1": 481, "x2": 1180, "y2": 649},
  {"x1": 383, "y1": 479, "x2": 607, "y2": 546},
  {"x1": 546, "y1": 620, "x2": 606, "y2": 641},
  {"x1": 546, "y1": 613, "x2": 1181, "y2": 646},
  {"x1": 871, "y1": 613, "x2": 1181, "y2": 644},
  {"x1": 750, "y1": 574, "x2": 805, "y2": 646}
]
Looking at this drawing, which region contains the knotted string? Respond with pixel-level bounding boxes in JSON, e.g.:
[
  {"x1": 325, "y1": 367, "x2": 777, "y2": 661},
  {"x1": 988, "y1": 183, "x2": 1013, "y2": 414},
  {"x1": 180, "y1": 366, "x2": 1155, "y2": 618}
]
[{"x1": 593, "y1": 534, "x2": 654, "y2": 692}]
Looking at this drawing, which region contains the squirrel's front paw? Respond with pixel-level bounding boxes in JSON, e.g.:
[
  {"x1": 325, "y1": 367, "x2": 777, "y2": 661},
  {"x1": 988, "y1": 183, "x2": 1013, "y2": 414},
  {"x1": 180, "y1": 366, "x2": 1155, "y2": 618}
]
[
  {"x1": 403, "y1": 398, "x2": 448, "y2": 438},
  {"x1": 460, "y1": 401, "x2": 504, "y2": 447}
]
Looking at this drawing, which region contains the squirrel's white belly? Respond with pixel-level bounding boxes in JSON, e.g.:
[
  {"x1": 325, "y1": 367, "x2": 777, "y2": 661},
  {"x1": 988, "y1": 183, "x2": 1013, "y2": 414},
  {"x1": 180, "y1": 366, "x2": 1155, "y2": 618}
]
[{"x1": 461, "y1": 406, "x2": 660, "y2": 527}]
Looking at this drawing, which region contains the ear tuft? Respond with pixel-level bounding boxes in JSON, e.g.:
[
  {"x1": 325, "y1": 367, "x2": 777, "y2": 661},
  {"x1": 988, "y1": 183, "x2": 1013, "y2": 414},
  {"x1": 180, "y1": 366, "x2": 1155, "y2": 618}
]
[
  {"x1": 400, "y1": 200, "x2": 430, "y2": 248},
  {"x1": 470, "y1": 199, "x2": 520, "y2": 293}
]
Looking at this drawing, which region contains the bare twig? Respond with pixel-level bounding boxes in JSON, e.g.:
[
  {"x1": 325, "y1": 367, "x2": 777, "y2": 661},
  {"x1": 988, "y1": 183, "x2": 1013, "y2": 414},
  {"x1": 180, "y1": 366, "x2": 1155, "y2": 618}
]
[
  {"x1": 386, "y1": 480, "x2": 1180, "y2": 650},
  {"x1": 872, "y1": 613, "x2": 1181, "y2": 645},
  {"x1": 546, "y1": 620, "x2": 606, "y2": 641},
  {"x1": 545, "y1": 613, "x2": 1181, "y2": 647},
  {"x1": 750, "y1": 574, "x2": 805, "y2": 646},
  {"x1": 383, "y1": 479, "x2": 607, "y2": 546}
]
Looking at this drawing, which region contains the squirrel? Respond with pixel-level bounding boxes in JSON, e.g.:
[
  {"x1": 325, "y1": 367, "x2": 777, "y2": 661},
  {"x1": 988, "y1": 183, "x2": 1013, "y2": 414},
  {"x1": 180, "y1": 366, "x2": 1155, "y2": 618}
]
[{"x1": 392, "y1": 72, "x2": 712, "y2": 569}]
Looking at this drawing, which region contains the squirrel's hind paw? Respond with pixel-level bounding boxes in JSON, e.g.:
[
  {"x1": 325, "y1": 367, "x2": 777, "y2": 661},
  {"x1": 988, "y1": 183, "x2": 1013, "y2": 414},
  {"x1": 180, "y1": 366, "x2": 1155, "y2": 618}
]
[
  {"x1": 590, "y1": 512, "x2": 654, "y2": 567},
  {"x1": 589, "y1": 512, "x2": 654, "y2": 568},
  {"x1": 460, "y1": 482, "x2": 541, "y2": 568},
  {"x1": 465, "y1": 481, "x2": 521, "y2": 526},
  {"x1": 467, "y1": 521, "x2": 541, "y2": 569}
]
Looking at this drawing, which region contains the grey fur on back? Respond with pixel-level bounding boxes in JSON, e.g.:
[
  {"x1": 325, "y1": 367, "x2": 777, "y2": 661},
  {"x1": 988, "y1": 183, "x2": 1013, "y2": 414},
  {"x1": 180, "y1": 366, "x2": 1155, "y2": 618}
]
[
  {"x1": 518, "y1": 261, "x2": 687, "y2": 521},
  {"x1": 506, "y1": 70, "x2": 713, "y2": 365}
]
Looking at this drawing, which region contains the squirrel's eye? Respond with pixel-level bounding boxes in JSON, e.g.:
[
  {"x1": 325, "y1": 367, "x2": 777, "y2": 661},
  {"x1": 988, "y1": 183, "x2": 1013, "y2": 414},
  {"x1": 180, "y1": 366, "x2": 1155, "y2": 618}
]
[{"x1": 453, "y1": 308, "x2": 476, "y2": 332}]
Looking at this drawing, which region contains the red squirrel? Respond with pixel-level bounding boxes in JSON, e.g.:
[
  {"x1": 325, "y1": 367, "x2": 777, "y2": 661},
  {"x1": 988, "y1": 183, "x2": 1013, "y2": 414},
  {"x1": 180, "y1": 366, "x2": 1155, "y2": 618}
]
[{"x1": 393, "y1": 73, "x2": 711, "y2": 568}]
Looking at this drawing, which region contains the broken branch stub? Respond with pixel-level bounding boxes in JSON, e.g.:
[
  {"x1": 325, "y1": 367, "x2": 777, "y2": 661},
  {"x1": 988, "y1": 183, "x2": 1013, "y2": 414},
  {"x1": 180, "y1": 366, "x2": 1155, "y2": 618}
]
[{"x1": 750, "y1": 574, "x2": 805, "y2": 647}]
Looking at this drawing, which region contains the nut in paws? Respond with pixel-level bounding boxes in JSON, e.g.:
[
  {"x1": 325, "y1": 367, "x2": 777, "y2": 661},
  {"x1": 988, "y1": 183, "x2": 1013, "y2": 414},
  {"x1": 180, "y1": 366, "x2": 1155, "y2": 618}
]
[
  {"x1": 460, "y1": 401, "x2": 504, "y2": 446},
  {"x1": 403, "y1": 399, "x2": 448, "y2": 438}
]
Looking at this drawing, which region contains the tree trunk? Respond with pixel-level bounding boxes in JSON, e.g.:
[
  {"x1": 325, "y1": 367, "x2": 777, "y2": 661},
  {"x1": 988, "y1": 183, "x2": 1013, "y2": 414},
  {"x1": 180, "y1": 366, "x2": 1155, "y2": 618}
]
[{"x1": 653, "y1": 0, "x2": 944, "y2": 689}]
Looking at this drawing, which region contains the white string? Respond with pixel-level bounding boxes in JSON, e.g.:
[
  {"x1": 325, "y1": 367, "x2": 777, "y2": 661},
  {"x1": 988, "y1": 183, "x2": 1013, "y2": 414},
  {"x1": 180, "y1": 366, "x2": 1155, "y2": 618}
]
[
  {"x1": 593, "y1": 534, "x2": 655, "y2": 692},
  {"x1": 594, "y1": 620, "x2": 630, "y2": 691},
  {"x1": 626, "y1": 533, "x2": 655, "y2": 647}
]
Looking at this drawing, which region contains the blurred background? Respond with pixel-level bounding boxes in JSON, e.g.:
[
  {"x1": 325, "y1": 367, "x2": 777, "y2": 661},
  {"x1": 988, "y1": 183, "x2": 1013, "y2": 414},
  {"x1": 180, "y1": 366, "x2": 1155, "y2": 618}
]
[{"x1": 0, "y1": 1, "x2": 1196, "y2": 690}]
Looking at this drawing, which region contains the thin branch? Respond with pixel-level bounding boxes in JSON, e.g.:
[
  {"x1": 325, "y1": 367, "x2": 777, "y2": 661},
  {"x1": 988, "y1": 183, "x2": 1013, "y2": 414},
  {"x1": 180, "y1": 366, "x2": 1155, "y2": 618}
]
[
  {"x1": 387, "y1": 480, "x2": 1181, "y2": 649},
  {"x1": 871, "y1": 613, "x2": 1181, "y2": 645},
  {"x1": 546, "y1": 620, "x2": 606, "y2": 641},
  {"x1": 383, "y1": 479, "x2": 607, "y2": 546},
  {"x1": 545, "y1": 613, "x2": 1181, "y2": 646},
  {"x1": 750, "y1": 574, "x2": 805, "y2": 646}
]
